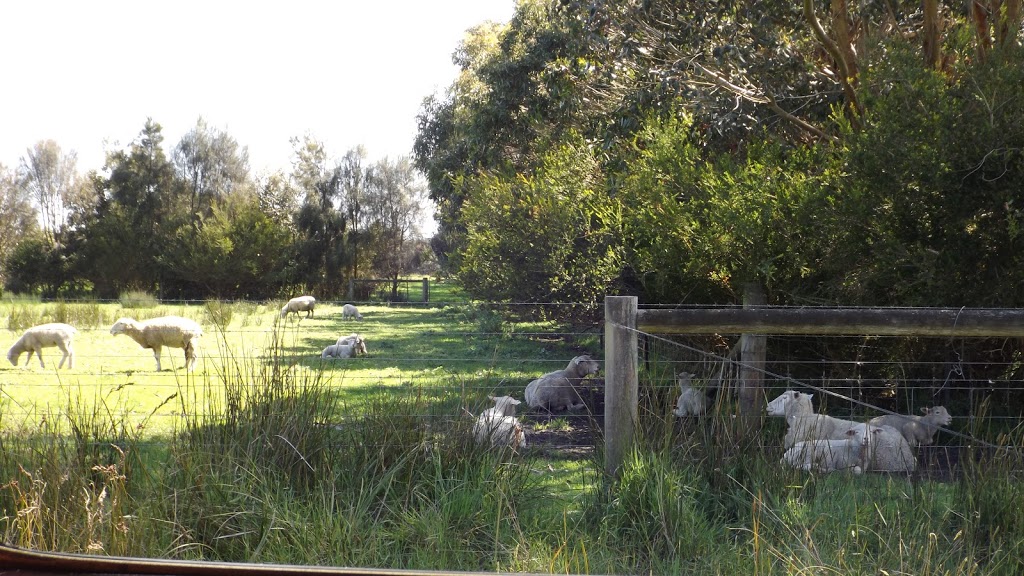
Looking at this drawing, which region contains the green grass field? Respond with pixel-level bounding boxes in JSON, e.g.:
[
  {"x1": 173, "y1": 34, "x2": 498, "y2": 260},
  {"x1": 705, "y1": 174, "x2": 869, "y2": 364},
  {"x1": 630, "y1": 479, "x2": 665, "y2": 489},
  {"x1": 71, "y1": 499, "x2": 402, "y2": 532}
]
[{"x1": 2, "y1": 290, "x2": 1023, "y2": 574}]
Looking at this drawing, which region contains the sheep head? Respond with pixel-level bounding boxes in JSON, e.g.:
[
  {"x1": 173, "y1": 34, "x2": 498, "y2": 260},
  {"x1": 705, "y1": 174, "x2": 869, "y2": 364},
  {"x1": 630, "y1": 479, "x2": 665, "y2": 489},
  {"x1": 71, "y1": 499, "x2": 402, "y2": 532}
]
[
  {"x1": 921, "y1": 406, "x2": 952, "y2": 427},
  {"x1": 488, "y1": 395, "x2": 521, "y2": 417},
  {"x1": 568, "y1": 355, "x2": 600, "y2": 378},
  {"x1": 110, "y1": 318, "x2": 138, "y2": 336},
  {"x1": 766, "y1": 390, "x2": 813, "y2": 418}
]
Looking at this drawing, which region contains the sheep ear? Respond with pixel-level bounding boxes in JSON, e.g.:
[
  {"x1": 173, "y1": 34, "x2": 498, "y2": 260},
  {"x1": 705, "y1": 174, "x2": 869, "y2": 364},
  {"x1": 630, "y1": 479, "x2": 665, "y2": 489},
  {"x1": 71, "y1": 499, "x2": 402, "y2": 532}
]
[{"x1": 921, "y1": 407, "x2": 930, "y2": 415}]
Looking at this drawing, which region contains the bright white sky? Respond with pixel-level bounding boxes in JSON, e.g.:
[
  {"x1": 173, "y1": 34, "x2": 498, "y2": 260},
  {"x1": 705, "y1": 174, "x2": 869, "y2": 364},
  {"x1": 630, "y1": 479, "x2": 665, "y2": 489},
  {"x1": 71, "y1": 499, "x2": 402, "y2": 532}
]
[{"x1": 0, "y1": 0, "x2": 515, "y2": 176}]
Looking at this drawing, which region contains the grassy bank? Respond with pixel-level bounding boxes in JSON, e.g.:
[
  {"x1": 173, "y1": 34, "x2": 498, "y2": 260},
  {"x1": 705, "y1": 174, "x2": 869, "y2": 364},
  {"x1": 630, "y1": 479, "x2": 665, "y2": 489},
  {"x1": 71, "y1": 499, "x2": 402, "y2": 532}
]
[{"x1": 1, "y1": 294, "x2": 1022, "y2": 574}]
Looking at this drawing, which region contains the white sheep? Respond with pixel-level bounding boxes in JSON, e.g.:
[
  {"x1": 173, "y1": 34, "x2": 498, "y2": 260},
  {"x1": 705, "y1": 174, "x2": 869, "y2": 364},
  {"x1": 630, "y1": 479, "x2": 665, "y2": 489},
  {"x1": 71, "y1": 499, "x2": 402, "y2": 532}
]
[
  {"x1": 781, "y1": 424, "x2": 872, "y2": 474},
  {"x1": 321, "y1": 336, "x2": 368, "y2": 359},
  {"x1": 868, "y1": 406, "x2": 952, "y2": 447},
  {"x1": 524, "y1": 355, "x2": 601, "y2": 412},
  {"x1": 863, "y1": 423, "x2": 918, "y2": 472},
  {"x1": 672, "y1": 371, "x2": 708, "y2": 417},
  {"x1": 341, "y1": 304, "x2": 363, "y2": 320},
  {"x1": 766, "y1": 390, "x2": 917, "y2": 473},
  {"x1": 336, "y1": 333, "x2": 361, "y2": 346},
  {"x1": 281, "y1": 295, "x2": 316, "y2": 318},
  {"x1": 473, "y1": 395, "x2": 527, "y2": 449},
  {"x1": 110, "y1": 316, "x2": 202, "y2": 371},
  {"x1": 6, "y1": 323, "x2": 78, "y2": 369}
]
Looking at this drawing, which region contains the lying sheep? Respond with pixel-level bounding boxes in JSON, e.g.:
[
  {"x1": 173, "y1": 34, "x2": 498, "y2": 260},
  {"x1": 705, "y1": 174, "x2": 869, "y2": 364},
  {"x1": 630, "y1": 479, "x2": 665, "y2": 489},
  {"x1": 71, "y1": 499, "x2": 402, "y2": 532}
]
[
  {"x1": 341, "y1": 304, "x2": 363, "y2": 320},
  {"x1": 782, "y1": 424, "x2": 872, "y2": 474},
  {"x1": 673, "y1": 372, "x2": 708, "y2": 417},
  {"x1": 336, "y1": 333, "x2": 361, "y2": 346},
  {"x1": 321, "y1": 336, "x2": 368, "y2": 359},
  {"x1": 864, "y1": 423, "x2": 918, "y2": 473},
  {"x1": 766, "y1": 390, "x2": 861, "y2": 448},
  {"x1": 110, "y1": 316, "x2": 202, "y2": 371},
  {"x1": 868, "y1": 406, "x2": 952, "y2": 447},
  {"x1": 7, "y1": 323, "x2": 78, "y2": 369},
  {"x1": 766, "y1": 390, "x2": 917, "y2": 473},
  {"x1": 281, "y1": 295, "x2": 316, "y2": 318},
  {"x1": 473, "y1": 395, "x2": 527, "y2": 449},
  {"x1": 524, "y1": 355, "x2": 601, "y2": 412}
]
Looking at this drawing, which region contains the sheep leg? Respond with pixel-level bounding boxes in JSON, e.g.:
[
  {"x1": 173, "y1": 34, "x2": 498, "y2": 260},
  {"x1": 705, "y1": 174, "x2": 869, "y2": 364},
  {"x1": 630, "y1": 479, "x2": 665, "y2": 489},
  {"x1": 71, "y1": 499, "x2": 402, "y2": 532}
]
[
  {"x1": 32, "y1": 348, "x2": 45, "y2": 368},
  {"x1": 185, "y1": 341, "x2": 196, "y2": 371},
  {"x1": 57, "y1": 342, "x2": 72, "y2": 369},
  {"x1": 152, "y1": 345, "x2": 163, "y2": 371}
]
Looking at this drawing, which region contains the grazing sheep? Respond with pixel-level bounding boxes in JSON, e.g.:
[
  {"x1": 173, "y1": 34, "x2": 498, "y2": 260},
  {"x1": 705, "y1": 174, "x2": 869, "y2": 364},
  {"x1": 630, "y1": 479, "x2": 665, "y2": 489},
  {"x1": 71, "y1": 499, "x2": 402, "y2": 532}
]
[
  {"x1": 7, "y1": 323, "x2": 78, "y2": 369},
  {"x1": 321, "y1": 337, "x2": 368, "y2": 359},
  {"x1": 782, "y1": 425, "x2": 872, "y2": 474},
  {"x1": 336, "y1": 333, "x2": 361, "y2": 346},
  {"x1": 110, "y1": 316, "x2": 202, "y2": 371},
  {"x1": 766, "y1": 390, "x2": 917, "y2": 473},
  {"x1": 281, "y1": 295, "x2": 316, "y2": 318},
  {"x1": 473, "y1": 395, "x2": 527, "y2": 449},
  {"x1": 524, "y1": 355, "x2": 601, "y2": 412},
  {"x1": 341, "y1": 304, "x2": 363, "y2": 320},
  {"x1": 673, "y1": 372, "x2": 708, "y2": 417},
  {"x1": 868, "y1": 406, "x2": 953, "y2": 447}
]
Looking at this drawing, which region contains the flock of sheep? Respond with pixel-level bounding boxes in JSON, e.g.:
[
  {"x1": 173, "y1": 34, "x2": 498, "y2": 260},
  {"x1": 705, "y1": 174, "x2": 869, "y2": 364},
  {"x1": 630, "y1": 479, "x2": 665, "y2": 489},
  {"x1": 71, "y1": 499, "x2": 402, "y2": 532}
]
[
  {"x1": 6, "y1": 316, "x2": 204, "y2": 372},
  {"x1": 4, "y1": 295, "x2": 368, "y2": 372},
  {"x1": 5, "y1": 303, "x2": 953, "y2": 472}
]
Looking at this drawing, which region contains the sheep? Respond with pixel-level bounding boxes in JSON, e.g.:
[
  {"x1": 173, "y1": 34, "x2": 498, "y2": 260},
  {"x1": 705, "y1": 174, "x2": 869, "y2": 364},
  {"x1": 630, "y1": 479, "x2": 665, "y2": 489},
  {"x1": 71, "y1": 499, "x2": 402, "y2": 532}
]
[
  {"x1": 341, "y1": 304, "x2": 363, "y2": 320},
  {"x1": 482, "y1": 395, "x2": 521, "y2": 418},
  {"x1": 524, "y1": 354, "x2": 601, "y2": 412},
  {"x1": 336, "y1": 333, "x2": 361, "y2": 346},
  {"x1": 863, "y1": 423, "x2": 918, "y2": 473},
  {"x1": 7, "y1": 323, "x2": 78, "y2": 369},
  {"x1": 110, "y1": 316, "x2": 202, "y2": 371},
  {"x1": 868, "y1": 406, "x2": 953, "y2": 447},
  {"x1": 673, "y1": 371, "x2": 708, "y2": 417},
  {"x1": 781, "y1": 424, "x2": 872, "y2": 474},
  {"x1": 766, "y1": 390, "x2": 917, "y2": 473},
  {"x1": 281, "y1": 295, "x2": 316, "y2": 318},
  {"x1": 766, "y1": 390, "x2": 861, "y2": 449},
  {"x1": 473, "y1": 395, "x2": 527, "y2": 449},
  {"x1": 321, "y1": 336, "x2": 368, "y2": 359}
]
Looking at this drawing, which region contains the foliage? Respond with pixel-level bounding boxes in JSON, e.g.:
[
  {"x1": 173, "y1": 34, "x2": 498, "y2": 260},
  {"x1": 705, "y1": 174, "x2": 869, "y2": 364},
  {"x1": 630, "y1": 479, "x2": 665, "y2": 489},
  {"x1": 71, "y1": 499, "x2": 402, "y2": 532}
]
[
  {"x1": 117, "y1": 290, "x2": 158, "y2": 309},
  {"x1": 456, "y1": 136, "x2": 622, "y2": 303},
  {"x1": 836, "y1": 40, "x2": 1024, "y2": 306}
]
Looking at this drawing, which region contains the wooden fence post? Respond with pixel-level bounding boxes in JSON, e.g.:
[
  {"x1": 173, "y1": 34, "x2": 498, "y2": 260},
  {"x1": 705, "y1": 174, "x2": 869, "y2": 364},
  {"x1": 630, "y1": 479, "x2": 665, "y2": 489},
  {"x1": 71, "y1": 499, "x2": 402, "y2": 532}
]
[
  {"x1": 605, "y1": 295, "x2": 638, "y2": 479},
  {"x1": 422, "y1": 277, "x2": 429, "y2": 303},
  {"x1": 739, "y1": 283, "x2": 766, "y2": 434}
]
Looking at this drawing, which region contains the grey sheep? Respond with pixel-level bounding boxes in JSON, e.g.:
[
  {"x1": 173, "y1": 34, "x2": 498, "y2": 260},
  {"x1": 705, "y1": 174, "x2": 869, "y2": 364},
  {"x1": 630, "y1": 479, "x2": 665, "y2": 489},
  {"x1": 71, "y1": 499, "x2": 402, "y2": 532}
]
[
  {"x1": 7, "y1": 323, "x2": 78, "y2": 369},
  {"x1": 868, "y1": 406, "x2": 952, "y2": 447},
  {"x1": 524, "y1": 355, "x2": 601, "y2": 412},
  {"x1": 672, "y1": 371, "x2": 708, "y2": 417}
]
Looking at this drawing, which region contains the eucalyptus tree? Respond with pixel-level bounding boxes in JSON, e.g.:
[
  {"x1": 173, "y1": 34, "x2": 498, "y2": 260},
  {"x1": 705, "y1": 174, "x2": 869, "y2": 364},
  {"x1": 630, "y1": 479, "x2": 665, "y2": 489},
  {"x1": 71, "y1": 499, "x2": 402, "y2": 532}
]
[
  {"x1": 18, "y1": 140, "x2": 79, "y2": 244},
  {"x1": 339, "y1": 146, "x2": 369, "y2": 279},
  {"x1": 363, "y1": 156, "x2": 424, "y2": 300},
  {"x1": 172, "y1": 117, "x2": 252, "y2": 221},
  {"x1": 290, "y1": 135, "x2": 347, "y2": 296},
  {"x1": 0, "y1": 163, "x2": 38, "y2": 290}
]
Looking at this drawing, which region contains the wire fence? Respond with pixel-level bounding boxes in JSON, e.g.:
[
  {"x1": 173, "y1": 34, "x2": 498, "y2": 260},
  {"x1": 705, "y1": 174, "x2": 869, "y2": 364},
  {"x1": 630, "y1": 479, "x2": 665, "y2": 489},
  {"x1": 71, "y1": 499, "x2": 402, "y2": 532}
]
[{"x1": 3, "y1": 299, "x2": 1023, "y2": 477}]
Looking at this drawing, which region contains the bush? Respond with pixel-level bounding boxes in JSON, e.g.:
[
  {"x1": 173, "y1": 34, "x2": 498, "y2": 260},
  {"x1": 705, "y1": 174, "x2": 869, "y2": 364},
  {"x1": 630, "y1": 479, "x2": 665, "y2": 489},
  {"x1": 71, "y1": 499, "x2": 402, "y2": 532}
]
[{"x1": 118, "y1": 291, "x2": 158, "y2": 309}]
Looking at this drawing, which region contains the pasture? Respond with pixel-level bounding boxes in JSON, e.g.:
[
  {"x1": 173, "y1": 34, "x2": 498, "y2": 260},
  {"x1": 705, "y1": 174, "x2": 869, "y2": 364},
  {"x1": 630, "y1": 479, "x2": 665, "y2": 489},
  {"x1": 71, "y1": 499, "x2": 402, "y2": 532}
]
[{"x1": 1, "y1": 292, "x2": 1023, "y2": 574}]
